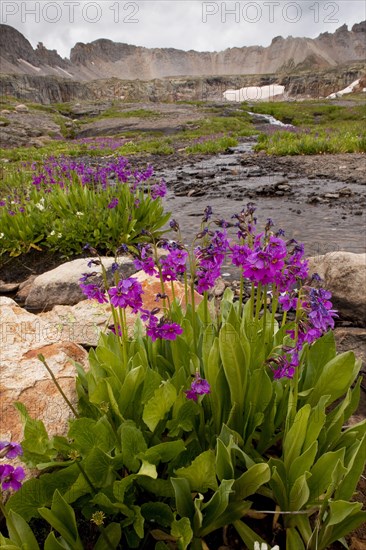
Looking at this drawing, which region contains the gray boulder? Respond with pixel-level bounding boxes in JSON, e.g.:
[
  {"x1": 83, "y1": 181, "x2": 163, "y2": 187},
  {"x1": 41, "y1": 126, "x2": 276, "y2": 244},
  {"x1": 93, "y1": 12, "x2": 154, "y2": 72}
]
[
  {"x1": 25, "y1": 256, "x2": 135, "y2": 310},
  {"x1": 308, "y1": 252, "x2": 366, "y2": 326}
]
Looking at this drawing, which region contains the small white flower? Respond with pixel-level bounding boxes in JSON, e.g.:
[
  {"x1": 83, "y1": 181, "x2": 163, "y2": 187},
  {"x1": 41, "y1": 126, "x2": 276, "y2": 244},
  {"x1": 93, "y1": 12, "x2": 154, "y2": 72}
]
[
  {"x1": 76, "y1": 211, "x2": 84, "y2": 217},
  {"x1": 50, "y1": 230, "x2": 55, "y2": 236},
  {"x1": 254, "y1": 543, "x2": 280, "y2": 550},
  {"x1": 0, "y1": 232, "x2": 4, "y2": 239},
  {"x1": 35, "y1": 203, "x2": 45, "y2": 211},
  {"x1": 57, "y1": 233, "x2": 62, "y2": 239}
]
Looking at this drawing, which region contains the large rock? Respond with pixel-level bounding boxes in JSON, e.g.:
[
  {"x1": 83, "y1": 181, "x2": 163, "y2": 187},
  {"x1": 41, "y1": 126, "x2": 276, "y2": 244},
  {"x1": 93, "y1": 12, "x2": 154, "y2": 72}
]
[
  {"x1": 0, "y1": 297, "x2": 88, "y2": 442},
  {"x1": 308, "y1": 252, "x2": 366, "y2": 326},
  {"x1": 25, "y1": 256, "x2": 135, "y2": 310},
  {"x1": 37, "y1": 270, "x2": 202, "y2": 346}
]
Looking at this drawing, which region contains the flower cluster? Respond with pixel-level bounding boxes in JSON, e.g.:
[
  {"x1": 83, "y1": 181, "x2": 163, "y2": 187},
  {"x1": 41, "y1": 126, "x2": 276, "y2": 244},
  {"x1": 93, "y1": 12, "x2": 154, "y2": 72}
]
[
  {"x1": 185, "y1": 373, "x2": 211, "y2": 401},
  {"x1": 108, "y1": 278, "x2": 144, "y2": 313},
  {"x1": 0, "y1": 441, "x2": 25, "y2": 492},
  {"x1": 195, "y1": 230, "x2": 229, "y2": 293}
]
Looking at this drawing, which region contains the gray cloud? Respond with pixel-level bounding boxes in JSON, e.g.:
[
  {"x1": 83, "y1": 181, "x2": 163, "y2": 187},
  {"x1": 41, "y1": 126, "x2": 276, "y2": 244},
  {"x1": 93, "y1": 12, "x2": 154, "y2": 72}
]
[{"x1": 1, "y1": 0, "x2": 365, "y2": 58}]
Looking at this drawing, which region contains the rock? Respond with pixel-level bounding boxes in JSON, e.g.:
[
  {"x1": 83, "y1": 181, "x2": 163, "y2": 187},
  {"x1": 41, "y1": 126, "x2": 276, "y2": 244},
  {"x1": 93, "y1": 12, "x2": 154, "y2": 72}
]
[
  {"x1": 15, "y1": 104, "x2": 29, "y2": 113},
  {"x1": 0, "y1": 280, "x2": 19, "y2": 293},
  {"x1": 14, "y1": 275, "x2": 37, "y2": 304},
  {"x1": 0, "y1": 297, "x2": 88, "y2": 442},
  {"x1": 25, "y1": 256, "x2": 136, "y2": 310},
  {"x1": 36, "y1": 271, "x2": 202, "y2": 346},
  {"x1": 323, "y1": 193, "x2": 340, "y2": 199},
  {"x1": 339, "y1": 187, "x2": 353, "y2": 196},
  {"x1": 308, "y1": 252, "x2": 366, "y2": 326},
  {"x1": 1, "y1": 109, "x2": 11, "y2": 115}
]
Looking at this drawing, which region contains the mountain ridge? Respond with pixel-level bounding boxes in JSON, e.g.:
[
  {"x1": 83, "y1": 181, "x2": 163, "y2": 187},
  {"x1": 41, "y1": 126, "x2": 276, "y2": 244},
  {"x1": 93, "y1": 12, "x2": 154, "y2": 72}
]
[{"x1": 1, "y1": 22, "x2": 365, "y2": 81}]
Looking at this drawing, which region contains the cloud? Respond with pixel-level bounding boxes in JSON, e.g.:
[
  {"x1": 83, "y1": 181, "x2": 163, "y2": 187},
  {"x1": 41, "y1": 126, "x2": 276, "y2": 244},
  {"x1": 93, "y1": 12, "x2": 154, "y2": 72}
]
[{"x1": 1, "y1": 0, "x2": 365, "y2": 58}]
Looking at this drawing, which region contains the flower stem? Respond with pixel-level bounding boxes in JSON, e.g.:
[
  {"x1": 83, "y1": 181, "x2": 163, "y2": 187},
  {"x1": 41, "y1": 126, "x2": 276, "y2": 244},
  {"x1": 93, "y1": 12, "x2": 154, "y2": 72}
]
[{"x1": 38, "y1": 354, "x2": 79, "y2": 418}]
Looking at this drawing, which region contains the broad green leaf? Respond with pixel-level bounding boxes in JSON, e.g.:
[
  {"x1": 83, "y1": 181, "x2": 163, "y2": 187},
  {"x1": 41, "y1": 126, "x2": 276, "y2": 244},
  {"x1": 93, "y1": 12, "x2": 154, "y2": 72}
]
[
  {"x1": 141, "y1": 440, "x2": 186, "y2": 465},
  {"x1": 171, "y1": 477, "x2": 195, "y2": 520},
  {"x1": 308, "y1": 449, "x2": 344, "y2": 502},
  {"x1": 175, "y1": 450, "x2": 218, "y2": 492},
  {"x1": 233, "y1": 519, "x2": 266, "y2": 548},
  {"x1": 335, "y1": 434, "x2": 366, "y2": 500},
  {"x1": 44, "y1": 532, "x2": 71, "y2": 550},
  {"x1": 120, "y1": 421, "x2": 147, "y2": 472},
  {"x1": 289, "y1": 473, "x2": 310, "y2": 510},
  {"x1": 143, "y1": 381, "x2": 177, "y2": 431},
  {"x1": 301, "y1": 396, "x2": 328, "y2": 452},
  {"x1": 286, "y1": 527, "x2": 306, "y2": 549},
  {"x1": 301, "y1": 331, "x2": 336, "y2": 391},
  {"x1": 307, "y1": 352, "x2": 360, "y2": 407},
  {"x1": 289, "y1": 441, "x2": 317, "y2": 485},
  {"x1": 118, "y1": 365, "x2": 145, "y2": 415},
  {"x1": 138, "y1": 460, "x2": 158, "y2": 478},
  {"x1": 200, "y1": 479, "x2": 234, "y2": 533},
  {"x1": 6, "y1": 510, "x2": 40, "y2": 550},
  {"x1": 141, "y1": 503, "x2": 174, "y2": 528},
  {"x1": 219, "y1": 323, "x2": 247, "y2": 414},
  {"x1": 283, "y1": 404, "x2": 311, "y2": 468},
  {"x1": 232, "y1": 463, "x2": 270, "y2": 501},
  {"x1": 171, "y1": 517, "x2": 193, "y2": 550},
  {"x1": 38, "y1": 490, "x2": 83, "y2": 550},
  {"x1": 216, "y1": 438, "x2": 234, "y2": 481},
  {"x1": 113, "y1": 475, "x2": 137, "y2": 503},
  {"x1": 94, "y1": 523, "x2": 121, "y2": 550}
]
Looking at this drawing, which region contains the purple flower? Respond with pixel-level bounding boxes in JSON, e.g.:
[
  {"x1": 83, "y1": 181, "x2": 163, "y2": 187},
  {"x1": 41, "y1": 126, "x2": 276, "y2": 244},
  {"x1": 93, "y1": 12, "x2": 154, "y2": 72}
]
[
  {"x1": 0, "y1": 441, "x2": 23, "y2": 459},
  {"x1": 159, "y1": 249, "x2": 188, "y2": 282},
  {"x1": 146, "y1": 319, "x2": 183, "y2": 341},
  {"x1": 278, "y1": 294, "x2": 298, "y2": 312},
  {"x1": 80, "y1": 283, "x2": 108, "y2": 304},
  {"x1": 0, "y1": 464, "x2": 25, "y2": 491},
  {"x1": 185, "y1": 374, "x2": 211, "y2": 401},
  {"x1": 107, "y1": 197, "x2": 119, "y2": 209},
  {"x1": 0, "y1": 200, "x2": 6, "y2": 207},
  {"x1": 151, "y1": 179, "x2": 167, "y2": 199},
  {"x1": 108, "y1": 278, "x2": 143, "y2": 313}
]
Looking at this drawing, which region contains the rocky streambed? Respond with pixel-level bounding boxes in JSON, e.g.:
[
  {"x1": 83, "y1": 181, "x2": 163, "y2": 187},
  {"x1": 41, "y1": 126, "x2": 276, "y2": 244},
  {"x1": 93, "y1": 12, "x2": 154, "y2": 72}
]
[{"x1": 151, "y1": 143, "x2": 366, "y2": 263}]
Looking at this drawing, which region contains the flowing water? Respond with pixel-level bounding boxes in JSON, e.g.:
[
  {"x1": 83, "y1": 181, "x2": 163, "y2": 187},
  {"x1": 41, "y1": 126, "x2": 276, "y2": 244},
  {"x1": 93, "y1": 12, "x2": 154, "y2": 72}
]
[{"x1": 157, "y1": 140, "x2": 365, "y2": 273}]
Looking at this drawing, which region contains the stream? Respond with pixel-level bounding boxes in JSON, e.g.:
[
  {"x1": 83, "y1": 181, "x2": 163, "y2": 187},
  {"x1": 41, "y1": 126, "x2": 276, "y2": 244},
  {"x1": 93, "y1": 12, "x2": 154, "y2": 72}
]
[{"x1": 156, "y1": 135, "x2": 365, "y2": 274}]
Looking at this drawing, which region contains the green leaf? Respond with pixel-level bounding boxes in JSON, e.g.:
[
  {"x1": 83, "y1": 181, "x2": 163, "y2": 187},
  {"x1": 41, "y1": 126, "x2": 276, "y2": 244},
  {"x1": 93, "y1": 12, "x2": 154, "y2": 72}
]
[
  {"x1": 283, "y1": 404, "x2": 311, "y2": 468},
  {"x1": 302, "y1": 331, "x2": 336, "y2": 391},
  {"x1": 335, "y1": 434, "x2": 366, "y2": 500},
  {"x1": 138, "y1": 460, "x2": 158, "y2": 478},
  {"x1": 289, "y1": 473, "x2": 310, "y2": 510},
  {"x1": 171, "y1": 477, "x2": 195, "y2": 520},
  {"x1": 38, "y1": 490, "x2": 83, "y2": 550},
  {"x1": 289, "y1": 441, "x2": 317, "y2": 485},
  {"x1": 120, "y1": 421, "x2": 147, "y2": 472},
  {"x1": 171, "y1": 517, "x2": 193, "y2": 550},
  {"x1": 141, "y1": 440, "x2": 186, "y2": 465},
  {"x1": 141, "y1": 503, "x2": 174, "y2": 528},
  {"x1": 94, "y1": 523, "x2": 121, "y2": 550},
  {"x1": 216, "y1": 438, "x2": 234, "y2": 481},
  {"x1": 199, "y1": 480, "x2": 234, "y2": 536},
  {"x1": 143, "y1": 381, "x2": 177, "y2": 431},
  {"x1": 219, "y1": 324, "x2": 247, "y2": 416},
  {"x1": 175, "y1": 450, "x2": 218, "y2": 492},
  {"x1": 320, "y1": 502, "x2": 366, "y2": 548},
  {"x1": 232, "y1": 463, "x2": 270, "y2": 501},
  {"x1": 308, "y1": 450, "x2": 345, "y2": 502},
  {"x1": 113, "y1": 475, "x2": 136, "y2": 503},
  {"x1": 307, "y1": 352, "x2": 360, "y2": 407},
  {"x1": 44, "y1": 532, "x2": 71, "y2": 550},
  {"x1": 286, "y1": 527, "x2": 306, "y2": 549},
  {"x1": 233, "y1": 520, "x2": 266, "y2": 548},
  {"x1": 6, "y1": 510, "x2": 40, "y2": 550}
]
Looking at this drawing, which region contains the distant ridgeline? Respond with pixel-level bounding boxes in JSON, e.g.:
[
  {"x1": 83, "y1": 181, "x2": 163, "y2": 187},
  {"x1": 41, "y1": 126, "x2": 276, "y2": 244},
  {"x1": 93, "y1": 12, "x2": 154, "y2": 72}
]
[{"x1": 0, "y1": 22, "x2": 365, "y2": 103}]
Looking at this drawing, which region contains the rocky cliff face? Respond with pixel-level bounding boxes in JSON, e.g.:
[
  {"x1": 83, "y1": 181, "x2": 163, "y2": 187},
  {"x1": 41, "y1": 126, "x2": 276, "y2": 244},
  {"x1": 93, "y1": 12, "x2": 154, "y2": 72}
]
[
  {"x1": 1, "y1": 22, "x2": 365, "y2": 81},
  {"x1": 1, "y1": 64, "x2": 364, "y2": 104}
]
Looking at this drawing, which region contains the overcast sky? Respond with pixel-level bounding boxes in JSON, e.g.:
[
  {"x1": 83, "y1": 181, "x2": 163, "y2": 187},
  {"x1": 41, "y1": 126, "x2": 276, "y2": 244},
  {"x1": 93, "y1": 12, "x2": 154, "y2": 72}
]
[{"x1": 1, "y1": 1, "x2": 365, "y2": 58}]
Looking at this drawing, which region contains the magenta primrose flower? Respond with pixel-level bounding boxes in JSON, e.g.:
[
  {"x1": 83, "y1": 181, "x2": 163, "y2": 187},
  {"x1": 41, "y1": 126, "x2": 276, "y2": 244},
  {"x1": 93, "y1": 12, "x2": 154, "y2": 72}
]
[
  {"x1": 0, "y1": 464, "x2": 25, "y2": 491},
  {"x1": 108, "y1": 277, "x2": 143, "y2": 313},
  {"x1": 80, "y1": 283, "x2": 108, "y2": 304},
  {"x1": 0, "y1": 441, "x2": 23, "y2": 459},
  {"x1": 185, "y1": 374, "x2": 211, "y2": 401}
]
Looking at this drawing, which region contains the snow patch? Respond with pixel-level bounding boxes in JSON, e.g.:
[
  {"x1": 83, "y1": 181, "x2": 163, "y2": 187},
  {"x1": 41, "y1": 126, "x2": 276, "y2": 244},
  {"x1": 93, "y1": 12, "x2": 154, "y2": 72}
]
[
  {"x1": 223, "y1": 84, "x2": 285, "y2": 102},
  {"x1": 327, "y1": 79, "x2": 360, "y2": 99},
  {"x1": 17, "y1": 58, "x2": 41, "y2": 72}
]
